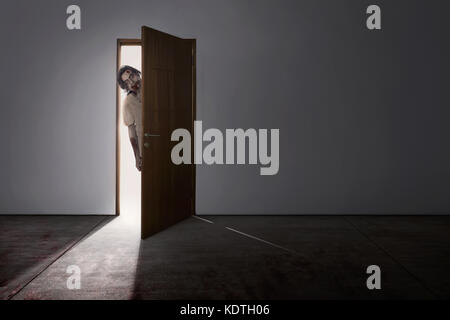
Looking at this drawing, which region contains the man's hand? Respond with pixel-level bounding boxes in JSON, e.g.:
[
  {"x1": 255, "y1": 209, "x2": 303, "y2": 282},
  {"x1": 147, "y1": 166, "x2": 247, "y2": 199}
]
[{"x1": 136, "y1": 156, "x2": 142, "y2": 171}]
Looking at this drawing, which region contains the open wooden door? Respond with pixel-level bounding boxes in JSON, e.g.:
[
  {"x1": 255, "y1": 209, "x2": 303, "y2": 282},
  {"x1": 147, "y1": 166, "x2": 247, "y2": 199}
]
[{"x1": 141, "y1": 26, "x2": 196, "y2": 239}]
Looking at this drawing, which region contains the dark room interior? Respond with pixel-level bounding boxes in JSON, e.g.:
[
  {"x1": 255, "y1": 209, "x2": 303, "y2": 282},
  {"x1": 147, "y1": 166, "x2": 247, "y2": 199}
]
[{"x1": 1, "y1": 0, "x2": 450, "y2": 305}]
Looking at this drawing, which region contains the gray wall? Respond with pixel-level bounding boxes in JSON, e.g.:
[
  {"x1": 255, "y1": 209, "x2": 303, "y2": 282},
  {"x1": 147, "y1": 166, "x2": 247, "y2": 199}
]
[{"x1": 0, "y1": 0, "x2": 449, "y2": 215}]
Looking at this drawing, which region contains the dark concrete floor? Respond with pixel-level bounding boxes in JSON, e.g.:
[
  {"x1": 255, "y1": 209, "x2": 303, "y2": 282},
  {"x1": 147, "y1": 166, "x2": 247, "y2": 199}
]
[
  {"x1": 1, "y1": 215, "x2": 449, "y2": 299},
  {"x1": 0, "y1": 215, "x2": 105, "y2": 299}
]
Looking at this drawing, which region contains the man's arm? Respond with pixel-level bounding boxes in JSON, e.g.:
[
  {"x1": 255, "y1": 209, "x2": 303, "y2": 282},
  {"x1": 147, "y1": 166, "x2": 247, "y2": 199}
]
[{"x1": 128, "y1": 123, "x2": 142, "y2": 171}]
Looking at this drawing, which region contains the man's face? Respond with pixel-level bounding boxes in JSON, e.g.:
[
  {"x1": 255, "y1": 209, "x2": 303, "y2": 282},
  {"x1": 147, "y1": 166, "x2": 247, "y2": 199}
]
[{"x1": 121, "y1": 69, "x2": 141, "y2": 92}]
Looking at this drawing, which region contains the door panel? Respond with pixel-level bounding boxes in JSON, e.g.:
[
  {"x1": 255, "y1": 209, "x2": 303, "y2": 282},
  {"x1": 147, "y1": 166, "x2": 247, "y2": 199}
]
[{"x1": 141, "y1": 26, "x2": 195, "y2": 239}]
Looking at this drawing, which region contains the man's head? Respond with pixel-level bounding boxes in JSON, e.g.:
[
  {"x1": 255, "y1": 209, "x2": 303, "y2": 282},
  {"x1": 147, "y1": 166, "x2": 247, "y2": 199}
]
[{"x1": 117, "y1": 65, "x2": 141, "y2": 93}]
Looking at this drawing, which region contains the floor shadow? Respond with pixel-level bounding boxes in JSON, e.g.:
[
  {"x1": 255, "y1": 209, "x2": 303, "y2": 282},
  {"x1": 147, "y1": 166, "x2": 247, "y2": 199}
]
[
  {"x1": 131, "y1": 216, "x2": 448, "y2": 299},
  {"x1": 131, "y1": 217, "x2": 314, "y2": 299}
]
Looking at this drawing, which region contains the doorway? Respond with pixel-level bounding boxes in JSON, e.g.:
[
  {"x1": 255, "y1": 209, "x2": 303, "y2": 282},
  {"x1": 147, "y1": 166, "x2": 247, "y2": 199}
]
[
  {"x1": 116, "y1": 39, "x2": 142, "y2": 227},
  {"x1": 116, "y1": 27, "x2": 197, "y2": 239}
]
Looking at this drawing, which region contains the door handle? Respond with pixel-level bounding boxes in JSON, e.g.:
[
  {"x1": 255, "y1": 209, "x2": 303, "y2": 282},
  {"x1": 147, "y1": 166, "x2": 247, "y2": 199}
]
[{"x1": 144, "y1": 133, "x2": 160, "y2": 148}]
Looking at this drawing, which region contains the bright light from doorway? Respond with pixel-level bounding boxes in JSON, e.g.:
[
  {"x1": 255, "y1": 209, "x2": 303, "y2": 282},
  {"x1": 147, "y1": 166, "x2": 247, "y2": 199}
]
[{"x1": 119, "y1": 45, "x2": 141, "y2": 228}]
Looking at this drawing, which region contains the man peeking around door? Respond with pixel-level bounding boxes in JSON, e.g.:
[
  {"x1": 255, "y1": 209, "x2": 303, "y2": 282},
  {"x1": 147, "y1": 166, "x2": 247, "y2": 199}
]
[{"x1": 117, "y1": 66, "x2": 143, "y2": 171}]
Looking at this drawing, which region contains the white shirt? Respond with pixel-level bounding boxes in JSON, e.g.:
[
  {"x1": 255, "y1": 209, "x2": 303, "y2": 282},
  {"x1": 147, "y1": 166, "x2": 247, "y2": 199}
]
[{"x1": 123, "y1": 91, "x2": 143, "y2": 157}]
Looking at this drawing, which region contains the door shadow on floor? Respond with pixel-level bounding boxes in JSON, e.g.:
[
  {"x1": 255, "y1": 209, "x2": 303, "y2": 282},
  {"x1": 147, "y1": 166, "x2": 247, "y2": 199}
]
[{"x1": 131, "y1": 217, "x2": 312, "y2": 300}]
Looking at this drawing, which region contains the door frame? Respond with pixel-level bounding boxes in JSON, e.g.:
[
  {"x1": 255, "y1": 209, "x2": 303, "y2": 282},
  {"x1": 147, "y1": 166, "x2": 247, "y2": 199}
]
[{"x1": 115, "y1": 38, "x2": 197, "y2": 217}]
